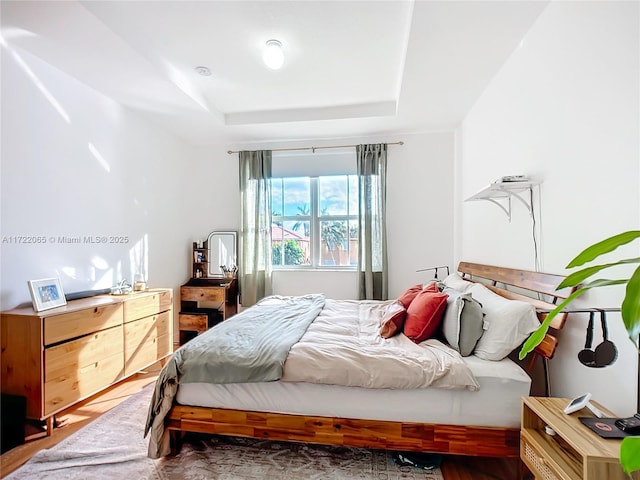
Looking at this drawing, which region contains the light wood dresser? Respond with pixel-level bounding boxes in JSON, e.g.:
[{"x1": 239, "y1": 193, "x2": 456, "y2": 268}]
[
  {"x1": 521, "y1": 396, "x2": 640, "y2": 480},
  {"x1": 1, "y1": 288, "x2": 173, "y2": 434}
]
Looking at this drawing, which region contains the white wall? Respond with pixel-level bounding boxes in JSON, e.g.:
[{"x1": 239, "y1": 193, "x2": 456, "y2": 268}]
[
  {"x1": 10, "y1": 1, "x2": 633, "y2": 416},
  {"x1": 0, "y1": 39, "x2": 453, "y2": 329},
  {"x1": 0, "y1": 44, "x2": 238, "y2": 335},
  {"x1": 457, "y1": 1, "x2": 639, "y2": 415},
  {"x1": 234, "y1": 131, "x2": 455, "y2": 299}
]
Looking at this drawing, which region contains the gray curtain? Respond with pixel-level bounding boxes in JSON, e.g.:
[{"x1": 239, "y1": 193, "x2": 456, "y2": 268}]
[
  {"x1": 238, "y1": 150, "x2": 272, "y2": 306},
  {"x1": 356, "y1": 144, "x2": 388, "y2": 300}
]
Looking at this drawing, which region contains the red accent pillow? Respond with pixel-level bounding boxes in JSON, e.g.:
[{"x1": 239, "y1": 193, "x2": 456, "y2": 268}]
[
  {"x1": 423, "y1": 282, "x2": 439, "y2": 293},
  {"x1": 404, "y1": 290, "x2": 449, "y2": 343},
  {"x1": 380, "y1": 302, "x2": 407, "y2": 338},
  {"x1": 397, "y1": 284, "x2": 423, "y2": 308}
]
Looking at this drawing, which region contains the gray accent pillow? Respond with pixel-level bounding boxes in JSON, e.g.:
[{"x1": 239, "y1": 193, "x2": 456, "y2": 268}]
[{"x1": 440, "y1": 286, "x2": 485, "y2": 356}]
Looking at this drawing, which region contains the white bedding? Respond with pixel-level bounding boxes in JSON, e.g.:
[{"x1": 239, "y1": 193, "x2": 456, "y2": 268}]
[
  {"x1": 175, "y1": 298, "x2": 532, "y2": 428},
  {"x1": 176, "y1": 354, "x2": 530, "y2": 428},
  {"x1": 281, "y1": 299, "x2": 480, "y2": 390}
]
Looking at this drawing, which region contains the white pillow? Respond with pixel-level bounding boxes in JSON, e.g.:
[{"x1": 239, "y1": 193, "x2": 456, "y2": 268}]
[
  {"x1": 442, "y1": 273, "x2": 474, "y2": 293},
  {"x1": 469, "y1": 283, "x2": 540, "y2": 361}
]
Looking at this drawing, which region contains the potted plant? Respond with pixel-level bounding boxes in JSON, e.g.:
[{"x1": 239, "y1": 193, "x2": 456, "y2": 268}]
[{"x1": 519, "y1": 230, "x2": 640, "y2": 474}]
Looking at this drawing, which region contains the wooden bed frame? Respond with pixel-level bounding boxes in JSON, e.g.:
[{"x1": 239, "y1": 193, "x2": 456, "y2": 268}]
[{"x1": 166, "y1": 262, "x2": 576, "y2": 459}]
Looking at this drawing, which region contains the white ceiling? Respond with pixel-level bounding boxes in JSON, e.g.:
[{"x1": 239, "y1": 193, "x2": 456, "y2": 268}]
[{"x1": 1, "y1": 1, "x2": 549, "y2": 147}]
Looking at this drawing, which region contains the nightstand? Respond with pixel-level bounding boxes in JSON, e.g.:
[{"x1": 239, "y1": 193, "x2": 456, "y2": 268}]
[
  {"x1": 178, "y1": 278, "x2": 238, "y2": 345},
  {"x1": 521, "y1": 396, "x2": 639, "y2": 480}
]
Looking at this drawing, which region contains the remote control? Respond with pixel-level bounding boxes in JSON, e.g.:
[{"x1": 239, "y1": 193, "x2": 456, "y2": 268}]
[{"x1": 615, "y1": 414, "x2": 640, "y2": 434}]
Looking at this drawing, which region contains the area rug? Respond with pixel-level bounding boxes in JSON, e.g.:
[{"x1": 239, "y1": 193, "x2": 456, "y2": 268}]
[{"x1": 6, "y1": 384, "x2": 444, "y2": 480}]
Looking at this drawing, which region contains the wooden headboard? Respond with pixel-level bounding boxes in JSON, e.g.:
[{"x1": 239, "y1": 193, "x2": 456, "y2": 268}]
[{"x1": 457, "y1": 262, "x2": 577, "y2": 362}]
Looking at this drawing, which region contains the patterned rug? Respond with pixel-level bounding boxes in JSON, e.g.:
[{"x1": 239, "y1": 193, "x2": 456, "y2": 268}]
[{"x1": 6, "y1": 385, "x2": 444, "y2": 480}]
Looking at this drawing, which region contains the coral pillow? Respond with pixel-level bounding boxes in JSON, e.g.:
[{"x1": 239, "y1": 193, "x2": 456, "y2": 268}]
[
  {"x1": 397, "y1": 284, "x2": 423, "y2": 308},
  {"x1": 422, "y1": 282, "x2": 439, "y2": 293},
  {"x1": 404, "y1": 290, "x2": 449, "y2": 344},
  {"x1": 379, "y1": 302, "x2": 407, "y2": 338}
]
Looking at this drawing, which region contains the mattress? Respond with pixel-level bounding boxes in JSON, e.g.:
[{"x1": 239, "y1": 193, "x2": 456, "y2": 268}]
[{"x1": 176, "y1": 354, "x2": 531, "y2": 428}]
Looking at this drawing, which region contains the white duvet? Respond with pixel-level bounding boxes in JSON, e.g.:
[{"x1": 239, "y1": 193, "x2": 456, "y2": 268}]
[{"x1": 281, "y1": 299, "x2": 480, "y2": 391}]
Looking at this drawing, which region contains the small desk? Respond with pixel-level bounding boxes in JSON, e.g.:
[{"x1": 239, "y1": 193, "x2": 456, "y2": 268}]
[{"x1": 178, "y1": 278, "x2": 238, "y2": 345}]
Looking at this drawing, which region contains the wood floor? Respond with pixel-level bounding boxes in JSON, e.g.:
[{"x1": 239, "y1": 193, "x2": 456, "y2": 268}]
[{"x1": 0, "y1": 361, "x2": 521, "y2": 480}]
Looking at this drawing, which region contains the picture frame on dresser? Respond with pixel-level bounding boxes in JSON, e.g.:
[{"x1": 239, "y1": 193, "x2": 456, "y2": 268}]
[{"x1": 27, "y1": 278, "x2": 66, "y2": 312}]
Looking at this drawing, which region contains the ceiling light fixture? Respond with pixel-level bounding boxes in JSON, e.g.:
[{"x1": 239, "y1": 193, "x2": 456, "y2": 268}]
[
  {"x1": 195, "y1": 66, "x2": 211, "y2": 76},
  {"x1": 263, "y1": 39, "x2": 284, "y2": 70}
]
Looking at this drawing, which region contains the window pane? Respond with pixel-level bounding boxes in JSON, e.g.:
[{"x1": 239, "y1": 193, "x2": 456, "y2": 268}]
[
  {"x1": 348, "y1": 220, "x2": 359, "y2": 266},
  {"x1": 320, "y1": 220, "x2": 348, "y2": 266},
  {"x1": 283, "y1": 177, "x2": 310, "y2": 216},
  {"x1": 271, "y1": 175, "x2": 357, "y2": 270},
  {"x1": 281, "y1": 220, "x2": 310, "y2": 265},
  {"x1": 348, "y1": 175, "x2": 358, "y2": 216},
  {"x1": 271, "y1": 221, "x2": 284, "y2": 266},
  {"x1": 270, "y1": 178, "x2": 283, "y2": 216},
  {"x1": 319, "y1": 175, "x2": 347, "y2": 215}
]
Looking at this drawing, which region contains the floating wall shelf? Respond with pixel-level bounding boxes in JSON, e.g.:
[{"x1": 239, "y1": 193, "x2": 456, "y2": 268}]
[{"x1": 465, "y1": 181, "x2": 540, "y2": 221}]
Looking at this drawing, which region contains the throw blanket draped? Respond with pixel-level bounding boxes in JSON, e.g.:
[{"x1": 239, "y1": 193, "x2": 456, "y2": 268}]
[{"x1": 144, "y1": 294, "x2": 326, "y2": 458}]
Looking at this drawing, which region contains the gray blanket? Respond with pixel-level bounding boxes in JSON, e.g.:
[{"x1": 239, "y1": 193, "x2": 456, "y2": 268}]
[{"x1": 144, "y1": 294, "x2": 326, "y2": 458}]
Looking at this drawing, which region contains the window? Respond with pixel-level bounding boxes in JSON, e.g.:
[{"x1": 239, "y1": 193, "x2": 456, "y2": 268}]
[{"x1": 271, "y1": 175, "x2": 358, "y2": 268}]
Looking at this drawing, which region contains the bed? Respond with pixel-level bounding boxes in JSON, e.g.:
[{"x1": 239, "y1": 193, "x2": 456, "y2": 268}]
[{"x1": 145, "y1": 262, "x2": 575, "y2": 460}]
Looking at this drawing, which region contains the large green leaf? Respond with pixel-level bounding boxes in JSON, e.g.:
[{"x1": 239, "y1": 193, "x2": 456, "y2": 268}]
[
  {"x1": 579, "y1": 278, "x2": 629, "y2": 289},
  {"x1": 519, "y1": 289, "x2": 587, "y2": 360},
  {"x1": 558, "y1": 257, "x2": 640, "y2": 289},
  {"x1": 567, "y1": 231, "x2": 640, "y2": 268},
  {"x1": 518, "y1": 278, "x2": 629, "y2": 360},
  {"x1": 621, "y1": 265, "x2": 640, "y2": 345},
  {"x1": 620, "y1": 436, "x2": 640, "y2": 474},
  {"x1": 567, "y1": 278, "x2": 629, "y2": 288}
]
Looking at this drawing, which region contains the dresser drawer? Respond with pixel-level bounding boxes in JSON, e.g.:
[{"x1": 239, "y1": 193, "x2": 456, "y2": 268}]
[
  {"x1": 179, "y1": 313, "x2": 208, "y2": 332},
  {"x1": 45, "y1": 325, "x2": 123, "y2": 382},
  {"x1": 124, "y1": 332, "x2": 171, "y2": 376},
  {"x1": 123, "y1": 290, "x2": 172, "y2": 323},
  {"x1": 181, "y1": 286, "x2": 224, "y2": 303},
  {"x1": 124, "y1": 310, "x2": 171, "y2": 346},
  {"x1": 43, "y1": 303, "x2": 122, "y2": 346},
  {"x1": 44, "y1": 353, "x2": 123, "y2": 416},
  {"x1": 521, "y1": 434, "x2": 564, "y2": 480},
  {"x1": 44, "y1": 327, "x2": 124, "y2": 416},
  {"x1": 124, "y1": 311, "x2": 172, "y2": 375}
]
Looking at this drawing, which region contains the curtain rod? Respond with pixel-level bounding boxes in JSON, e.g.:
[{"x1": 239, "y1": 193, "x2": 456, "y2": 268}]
[{"x1": 226, "y1": 141, "x2": 404, "y2": 155}]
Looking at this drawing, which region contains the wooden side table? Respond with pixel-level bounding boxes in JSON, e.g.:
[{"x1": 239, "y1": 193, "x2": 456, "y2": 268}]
[
  {"x1": 178, "y1": 277, "x2": 238, "y2": 345},
  {"x1": 521, "y1": 396, "x2": 639, "y2": 480}
]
